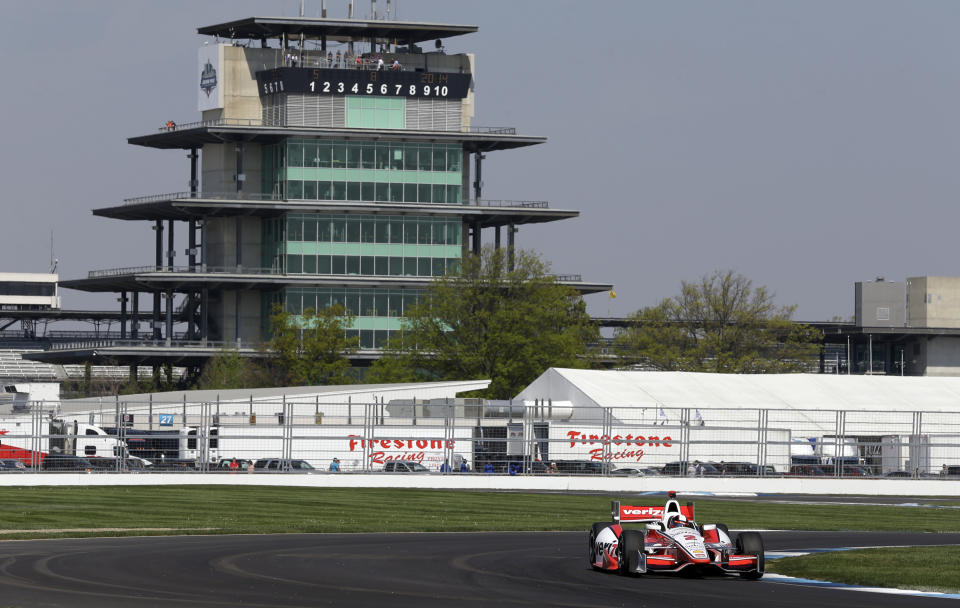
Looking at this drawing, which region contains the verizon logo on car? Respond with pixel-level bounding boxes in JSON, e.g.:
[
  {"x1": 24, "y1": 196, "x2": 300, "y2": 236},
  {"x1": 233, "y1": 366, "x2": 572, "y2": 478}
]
[{"x1": 622, "y1": 507, "x2": 663, "y2": 517}]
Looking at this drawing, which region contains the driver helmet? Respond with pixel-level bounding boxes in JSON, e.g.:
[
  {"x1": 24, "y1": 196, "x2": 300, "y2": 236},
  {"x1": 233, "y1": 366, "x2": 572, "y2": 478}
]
[{"x1": 668, "y1": 514, "x2": 689, "y2": 529}]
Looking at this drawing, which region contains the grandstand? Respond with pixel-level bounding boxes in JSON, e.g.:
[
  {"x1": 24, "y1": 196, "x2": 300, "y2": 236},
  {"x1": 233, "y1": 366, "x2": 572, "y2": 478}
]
[{"x1": 0, "y1": 349, "x2": 175, "y2": 383}]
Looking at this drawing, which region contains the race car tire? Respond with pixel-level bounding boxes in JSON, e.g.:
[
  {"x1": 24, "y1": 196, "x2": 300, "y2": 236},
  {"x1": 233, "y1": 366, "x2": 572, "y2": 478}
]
[
  {"x1": 589, "y1": 522, "x2": 610, "y2": 570},
  {"x1": 736, "y1": 532, "x2": 765, "y2": 579},
  {"x1": 618, "y1": 530, "x2": 643, "y2": 576},
  {"x1": 716, "y1": 523, "x2": 730, "y2": 537}
]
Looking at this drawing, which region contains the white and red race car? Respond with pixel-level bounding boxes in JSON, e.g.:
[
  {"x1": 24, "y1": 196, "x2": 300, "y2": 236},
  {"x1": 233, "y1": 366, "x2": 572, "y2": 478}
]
[{"x1": 588, "y1": 491, "x2": 764, "y2": 579}]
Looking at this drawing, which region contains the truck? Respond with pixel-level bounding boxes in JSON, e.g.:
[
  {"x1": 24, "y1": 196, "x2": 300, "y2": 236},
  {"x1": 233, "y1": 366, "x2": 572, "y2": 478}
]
[{"x1": 0, "y1": 415, "x2": 125, "y2": 465}]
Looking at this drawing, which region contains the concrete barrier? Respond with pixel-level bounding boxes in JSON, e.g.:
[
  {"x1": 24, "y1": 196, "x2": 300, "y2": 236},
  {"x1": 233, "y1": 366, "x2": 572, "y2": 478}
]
[{"x1": 0, "y1": 474, "x2": 957, "y2": 496}]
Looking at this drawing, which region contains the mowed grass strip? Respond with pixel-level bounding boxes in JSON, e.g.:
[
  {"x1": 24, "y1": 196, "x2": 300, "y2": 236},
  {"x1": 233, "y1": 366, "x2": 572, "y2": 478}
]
[
  {"x1": 0, "y1": 487, "x2": 959, "y2": 539},
  {"x1": 768, "y1": 547, "x2": 960, "y2": 594}
]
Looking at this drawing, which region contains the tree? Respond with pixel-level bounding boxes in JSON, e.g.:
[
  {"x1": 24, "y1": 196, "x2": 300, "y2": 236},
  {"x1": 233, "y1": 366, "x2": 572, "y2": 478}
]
[
  {"x1": 614, "y1": 270, "x2": 821, "y2": 373},
  {"x1": 263, "y1": 304, "x2": 359, "y2": 386},
  {"x1": 369, "y1": 247, "x2": 599, "y2": 398},
  {"x1": 196, "y1": 349, "x2": 264, "y2": 390}
]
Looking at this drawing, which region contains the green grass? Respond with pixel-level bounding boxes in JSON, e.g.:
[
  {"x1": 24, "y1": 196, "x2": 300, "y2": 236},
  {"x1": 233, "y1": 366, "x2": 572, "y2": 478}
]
[
  {"x1": 768, "y1": 547, "x2": 960, "y2": 594},
  {"x1": 0, "y1": 487, "x2": 959, "y2": 540}
]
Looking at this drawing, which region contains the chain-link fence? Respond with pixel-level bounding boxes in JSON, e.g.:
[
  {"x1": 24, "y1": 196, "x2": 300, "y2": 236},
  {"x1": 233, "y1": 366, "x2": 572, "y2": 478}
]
[{"x1": 1, "y1": 398, "x2": 959, "y2": 478}]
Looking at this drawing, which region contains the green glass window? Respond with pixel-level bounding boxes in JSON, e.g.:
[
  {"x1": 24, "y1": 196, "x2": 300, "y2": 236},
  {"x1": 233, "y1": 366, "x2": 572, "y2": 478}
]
[
  {"x1": 288, "y1": 217, "x2": 303, "y2": 241},
  {"x1": 361, "y1": 220, "x2": 375, "y2": 243},
  {"x1": 319, "y1": 181, "x2": 333, "y2": 200},
  {"x1": 289, "y1": 142, "x2": 303, "y2": 167},
  {"x1": 433, "y1": 147, "x2": 446, "y2": 172},
  {"x1": 288, "y1": 181, "x2": 303, "y2": 199},
  {"x1": 303, "y1": 181, "x2": 318, "y2": 200},
  {"x1": 347, "y1": 182, "x2": 361, "y2": 201},
  {"x1": 361, "y1": 182, "x2": 375, "y2": 201},
  {"x1": 303, "y1": 217, "x2": 317, "y2": 241},
  {"x1": 287, "y1": 255, "x2": 302, "y2": 273},
  {"x1": 332, "y1": 144, "x2": 346, "y2": 168},
  {"x1": 316, "y1": 142, "x2": 332, "y2": 168},
  {"x1": 346, "y1": 144, "x2": 362, "y2": 169},
  {"x1": 375, "y1": 220, "x2": 389, "y2": 243},
  {"x1": 346, "y1": 257, "x2": 360, "y2": 275},
  {"x1": 404, "y1": 183, "x2": 417, "y2": 203}
]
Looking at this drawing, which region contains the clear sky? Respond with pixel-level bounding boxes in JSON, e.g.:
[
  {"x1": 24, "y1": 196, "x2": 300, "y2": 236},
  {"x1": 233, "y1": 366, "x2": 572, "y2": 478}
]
[{"x1": 2, "y1": 0, "x2": 959, "y2": 322}]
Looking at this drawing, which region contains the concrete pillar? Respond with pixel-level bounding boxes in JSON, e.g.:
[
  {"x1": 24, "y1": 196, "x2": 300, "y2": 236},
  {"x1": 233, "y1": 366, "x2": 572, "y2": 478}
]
[
  {"x1": 119, "y1": 291, "x2": 127, "y2": 340},
  {"x1": 131, "y1": 292, "x2": 139, "y2": 339}
]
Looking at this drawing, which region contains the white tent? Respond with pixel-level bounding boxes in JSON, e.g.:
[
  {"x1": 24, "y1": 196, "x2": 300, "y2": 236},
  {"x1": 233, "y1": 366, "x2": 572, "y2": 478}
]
[{"x1": 516, "y1": 368, "x2": 960, "y2": 413}]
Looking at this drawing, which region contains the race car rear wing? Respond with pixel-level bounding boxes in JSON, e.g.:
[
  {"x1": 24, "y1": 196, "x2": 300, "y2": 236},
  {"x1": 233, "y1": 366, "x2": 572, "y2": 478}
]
[{"x1": 612, "y1": 496, "x2": 695, "y2": 524}]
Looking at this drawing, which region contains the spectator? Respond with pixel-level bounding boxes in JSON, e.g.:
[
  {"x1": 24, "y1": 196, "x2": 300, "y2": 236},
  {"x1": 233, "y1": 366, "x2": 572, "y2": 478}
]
[
  {"x1": 329, "y1": 457, "x2": 340, "y2": 472},
  {"x1": 355, "y1": 54, "x2": 362, "y2": 69},
  {"x1": 459, "y1": 460, "x2": 469, "y2": 473},
  {"x1": 942, "y1": 464, "x2": 949, "y2": 477},
  {"x1": 392, "y1": 59, "x2": 400, "y2": 71},
  {"x1": 377, "y1": 56, "x2": 384, "y2": 71},
  {"x1": 336, "y1": 50, "x2": 342, "y2": 67},
  {"x1": 686, "y1": 461, "x2": 696, "y2": 477},
  {"x1": 483, "y1": 462, "x2": 494, "y2": 473},
  {"x1": 165, "y1": 120, "x2": 176, "y2": 131},
  {"x1": 440, "y1": 461, "x2": 451, "y2": 473},
  {"x1": 247, "y1": 460, "x2": 254, "y2": 474},
  {"x1": 327, "y1": 51, "x2": 333, "y2": 66},
  {"x1": 694, "y1": 460, "x2": 703, "y2": 477},
  {"x1": 229, "y1": 458, "x2": 239, "y2": 472}
]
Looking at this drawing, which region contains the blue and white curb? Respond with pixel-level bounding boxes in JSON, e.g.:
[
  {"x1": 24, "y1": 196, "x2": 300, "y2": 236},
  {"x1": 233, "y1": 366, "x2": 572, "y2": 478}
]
[{"x1": 765, "y1": 549, "x2": 960, "y2": 600}]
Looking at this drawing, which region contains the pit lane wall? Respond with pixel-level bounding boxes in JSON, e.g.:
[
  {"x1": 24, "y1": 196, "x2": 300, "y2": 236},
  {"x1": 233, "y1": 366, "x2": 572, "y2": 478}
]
[{"x1": 0, "y1": 473, "x2": 957, "y2": 496}]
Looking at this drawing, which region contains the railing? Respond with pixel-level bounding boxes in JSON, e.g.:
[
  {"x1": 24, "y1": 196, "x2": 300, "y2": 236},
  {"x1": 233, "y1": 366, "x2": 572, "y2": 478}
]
[
  {"x1": 86, "y1": 266, "x2": 281, "y2": 279},
  {"x1": 49, "y1": 338, "x2": 260, "y2": 352},
  {"x1": 154, "y1": 116, "x2": 516, "y2": 136},
  {"x1": 472, "y1": 199, "x2": 548, "y2": 208},
  {"x1": 120, "y1": 192, "x2": 547, "y2": 209},
  {"x1": 552, "y1": 274, "x2": 583, "y2": 283}
]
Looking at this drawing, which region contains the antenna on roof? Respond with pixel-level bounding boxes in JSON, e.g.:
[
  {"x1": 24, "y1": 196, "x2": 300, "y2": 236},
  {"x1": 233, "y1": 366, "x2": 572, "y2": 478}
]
[
  {"x1": 300, "y1": 0, "x2": 305, "y2": 17},
  {"x1": 49, "y1": 230, "x2": 57, "y2": 274},
  {"x1": 385, "y1": 0, "x2": 391, "y2": 20}
]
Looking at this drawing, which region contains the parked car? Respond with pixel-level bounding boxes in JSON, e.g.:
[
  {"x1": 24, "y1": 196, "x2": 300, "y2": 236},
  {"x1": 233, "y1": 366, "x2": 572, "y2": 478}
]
[
  {"x1": 152, "y1": 458, "x2": 199, "y2": 471},
  {"x1": 383, "y1": 461, "x2": 430, "y2": 473},
  {"x1": 662, "y1": 461, "x2": 721, "y2": 476},
  {"x1": 789, "y1": 464, "x2": 827, "y2": 476},
  {"x1": 215, "y1": 458, "x2": 252, "y2": 471},
  {"x1": 0, "y1": 459, "x2": 27, "y2": 472},
  {"x1": 610, "y1": 467, "x2": 662, "y2": 477},
  {"x1": 41, "y1": 455, "x2": 95, "y2": 471},
  {"x1": 85, "y1": 457, "x2": 152, "y2": 472},
  {"x1": 552, "y1": 460, "x2": 606, "y2": 475},
  {"x1": 253, "y1": 459, "x2": 316, "y2": 472}
]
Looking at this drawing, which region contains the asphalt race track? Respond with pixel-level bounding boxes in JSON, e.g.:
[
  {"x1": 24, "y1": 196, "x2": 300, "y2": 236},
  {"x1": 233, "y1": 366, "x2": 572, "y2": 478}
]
[{"x1": 0, "y1": 531, "x2": 958, "y2": 607}]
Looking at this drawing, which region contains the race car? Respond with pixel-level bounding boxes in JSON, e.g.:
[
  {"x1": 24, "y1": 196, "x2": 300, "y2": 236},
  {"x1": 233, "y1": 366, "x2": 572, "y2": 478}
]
[{"x1": 588, "y1": 491, "x2": 764, "y2": 578}]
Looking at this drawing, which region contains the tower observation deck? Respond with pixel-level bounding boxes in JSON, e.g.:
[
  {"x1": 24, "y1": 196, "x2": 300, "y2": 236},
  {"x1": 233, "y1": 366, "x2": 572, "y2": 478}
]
[{"x1": 39, "y1": 14, "x2": 612, "y2": 369}]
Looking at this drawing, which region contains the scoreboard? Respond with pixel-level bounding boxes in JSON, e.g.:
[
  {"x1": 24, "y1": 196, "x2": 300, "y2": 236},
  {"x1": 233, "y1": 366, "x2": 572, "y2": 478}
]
[{"x1": 256, "y1": 67, "x2": 472, "y2": 100}]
